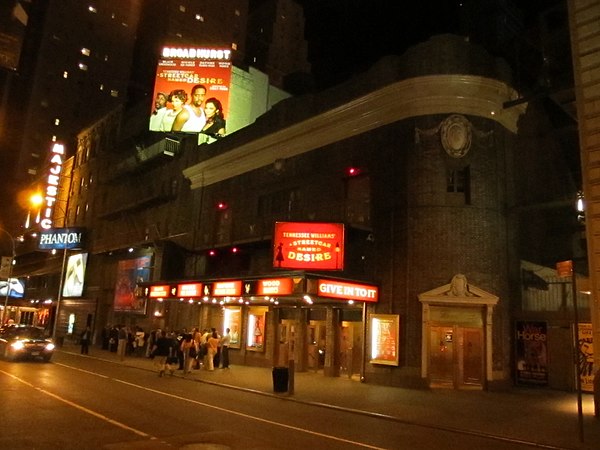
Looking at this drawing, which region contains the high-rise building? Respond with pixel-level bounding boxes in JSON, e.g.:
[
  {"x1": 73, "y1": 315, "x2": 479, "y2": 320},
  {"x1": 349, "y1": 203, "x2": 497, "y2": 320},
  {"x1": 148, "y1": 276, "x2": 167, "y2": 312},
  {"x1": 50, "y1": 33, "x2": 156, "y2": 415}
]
[{"x1": 0, "y1": 0, "x2": 310, "y2": 229}]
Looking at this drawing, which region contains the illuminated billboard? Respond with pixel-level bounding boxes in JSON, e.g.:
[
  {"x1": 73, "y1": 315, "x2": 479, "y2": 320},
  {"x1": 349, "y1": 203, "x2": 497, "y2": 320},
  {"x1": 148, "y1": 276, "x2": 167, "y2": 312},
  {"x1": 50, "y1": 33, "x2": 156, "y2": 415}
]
[
  {"x1": 0, "y1": 277, "x2": 25, "y2": 298},
  {"x1": 273, "y1": 222, "x2": 345, "y2": 270},
  {"x1": 62, "y1": 253, "x2": 88, "y2": 298},
  {"x1": 149, "y1": 46, "x2": 232, "y2": 140},
  {"x1": 114, "y1": 256, "x2": 152, "y2": 313}
]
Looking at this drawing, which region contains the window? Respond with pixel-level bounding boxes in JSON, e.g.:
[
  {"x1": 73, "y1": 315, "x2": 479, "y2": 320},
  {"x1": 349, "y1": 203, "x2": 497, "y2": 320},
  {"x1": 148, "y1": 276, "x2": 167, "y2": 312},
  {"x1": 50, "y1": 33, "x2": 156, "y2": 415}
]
[
  {"x1": 214, "y1": 208, "x2": 232, "y2": 244},
  {"x1": 195, "y1": 14, "x2": 204, "y2": 21},
  {"x1": 345, "y1": 174, "x2": 370, "y2": 225},
  {"x1": 88, "y1": 6, "x2": 97, "y2": 13},
  {"x1": 78, "y1": 63, "x2": 88, "y2": 71},
  {"x1": 54, "y1": 118, "x2": 60, "y2": 126},
  {"x1": 81, "y1": 48, "x2": 90, "y2": 56},
  {"x1": 63, "y1": 71, "x2": 68, "y2": 78},
  {"x1": 110, "y1": 90, "x2": 119, "y2": 97},
  {"x1": 446, "y1": 166, "x2": 471, "y2": 204},
  {"x1": 258, "y1": 188, "x2": 300, "y2": 218}
]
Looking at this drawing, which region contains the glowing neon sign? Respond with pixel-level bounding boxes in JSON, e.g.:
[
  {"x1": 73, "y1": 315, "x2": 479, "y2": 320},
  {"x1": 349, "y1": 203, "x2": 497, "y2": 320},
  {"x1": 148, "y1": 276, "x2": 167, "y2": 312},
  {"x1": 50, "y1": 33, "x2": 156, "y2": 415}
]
[{"x1": 41, "y1": 143, "x2": 65, "y2": 230}]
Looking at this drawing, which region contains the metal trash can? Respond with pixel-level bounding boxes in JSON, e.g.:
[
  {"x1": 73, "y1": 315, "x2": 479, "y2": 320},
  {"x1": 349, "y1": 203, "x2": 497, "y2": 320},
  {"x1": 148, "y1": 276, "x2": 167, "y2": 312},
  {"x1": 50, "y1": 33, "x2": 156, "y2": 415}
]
[{"x1": 272, "y1": 366, "x2": 289, "y2": 393}]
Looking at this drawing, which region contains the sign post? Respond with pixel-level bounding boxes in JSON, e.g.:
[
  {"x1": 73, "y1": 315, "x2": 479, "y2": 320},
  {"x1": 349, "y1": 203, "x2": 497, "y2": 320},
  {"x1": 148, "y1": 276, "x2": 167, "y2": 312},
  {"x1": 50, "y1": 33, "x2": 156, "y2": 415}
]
[{"x1": 557, "y1": 260, "x2": 584, "y2": 443}]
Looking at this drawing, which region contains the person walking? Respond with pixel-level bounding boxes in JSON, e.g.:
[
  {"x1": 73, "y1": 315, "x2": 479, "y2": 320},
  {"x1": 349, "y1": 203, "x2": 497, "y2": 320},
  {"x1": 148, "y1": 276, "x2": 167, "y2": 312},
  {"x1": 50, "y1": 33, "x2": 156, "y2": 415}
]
[
  {"x1": 80, "y1": 325, "x2": 91, "y2": 355},
  {"x1": 117, "y1": 325, "x2": 128, "y2": 361},
  {"x1": 151, "y1": 330, "x2": 174, "y2": 377},
  {"x1": 220, "y1": 328, "x2": 231, "y2": 369}
]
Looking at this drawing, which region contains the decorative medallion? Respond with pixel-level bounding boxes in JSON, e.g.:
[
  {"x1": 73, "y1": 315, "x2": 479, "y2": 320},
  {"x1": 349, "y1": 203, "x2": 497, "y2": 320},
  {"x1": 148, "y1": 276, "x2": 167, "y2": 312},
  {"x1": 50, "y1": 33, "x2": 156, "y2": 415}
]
[{"x1": 440, "y1": 114, "x2": 472, "y2": 158}]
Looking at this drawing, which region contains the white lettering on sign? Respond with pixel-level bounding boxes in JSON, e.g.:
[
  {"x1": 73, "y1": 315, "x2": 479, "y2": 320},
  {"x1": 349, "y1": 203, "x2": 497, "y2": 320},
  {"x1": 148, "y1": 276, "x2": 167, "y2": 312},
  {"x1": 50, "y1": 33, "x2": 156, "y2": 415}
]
[
  {"x1": 41, "y1": 143, "x2": 65, "y2": 230},
  {"x1": 213, "y1": 281, "x2": 241, "y2": 296},
  {"x1": 318, "y1": 281, "x2": 378, "y2": 302},
  {"x1": 39, "y1": 232, "x2": 82, "y2": 245},
  {"x1": 161, "y1": 47, "x2": 231, "y2": 60}
]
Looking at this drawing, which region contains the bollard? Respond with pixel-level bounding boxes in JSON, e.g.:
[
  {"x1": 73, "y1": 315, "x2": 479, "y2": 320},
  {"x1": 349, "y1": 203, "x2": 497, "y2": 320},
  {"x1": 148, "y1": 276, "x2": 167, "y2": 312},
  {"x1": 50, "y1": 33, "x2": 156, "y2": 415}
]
[{"x1": 288, "y1": 359, "x2": 295, "y2": 395}]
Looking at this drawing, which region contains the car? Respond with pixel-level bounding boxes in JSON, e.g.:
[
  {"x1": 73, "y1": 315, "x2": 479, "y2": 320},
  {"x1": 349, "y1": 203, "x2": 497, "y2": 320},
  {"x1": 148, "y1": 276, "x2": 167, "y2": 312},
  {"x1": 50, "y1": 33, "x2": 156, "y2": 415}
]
[{"x1": 0, "y1": 325, "x2": 55, "y2": 362}]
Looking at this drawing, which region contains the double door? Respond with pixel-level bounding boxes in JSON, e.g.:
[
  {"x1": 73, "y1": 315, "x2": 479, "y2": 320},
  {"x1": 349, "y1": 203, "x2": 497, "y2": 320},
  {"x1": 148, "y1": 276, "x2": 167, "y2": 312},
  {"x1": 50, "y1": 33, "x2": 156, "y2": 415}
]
[{"x1": 429, "y1": 325, "x2": 483, "y2": 389}]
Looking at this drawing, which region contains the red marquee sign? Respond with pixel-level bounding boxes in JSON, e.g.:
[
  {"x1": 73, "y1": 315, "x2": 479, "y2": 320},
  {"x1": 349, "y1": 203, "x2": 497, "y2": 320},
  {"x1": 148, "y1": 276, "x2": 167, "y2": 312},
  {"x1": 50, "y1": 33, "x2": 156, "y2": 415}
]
[
  {"x1": 273, "y1": 222, "x2": 344, "y2": 270},
  {"x1": 212, "y1": 280, "x2": 242, "y2": 297},
  {"x1": 256, "y1": 278, "x2": 294, "y2": 296},
  {"x1": 148, "y1": 285, "x2": 171, "y2": 298},
  {"x1": 317, "y1": 280, "x2": 378, "y2": 302},
  {"x1": 176, "y1": 282, "x2": 203, "y2": 297}
]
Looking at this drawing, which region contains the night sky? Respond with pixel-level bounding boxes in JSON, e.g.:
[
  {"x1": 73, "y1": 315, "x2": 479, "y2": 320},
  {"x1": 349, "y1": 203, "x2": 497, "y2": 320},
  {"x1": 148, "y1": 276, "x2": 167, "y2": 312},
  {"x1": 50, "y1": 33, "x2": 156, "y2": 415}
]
[{"x1": 295, "y1": 0, "x2": 565, "y2": 89}]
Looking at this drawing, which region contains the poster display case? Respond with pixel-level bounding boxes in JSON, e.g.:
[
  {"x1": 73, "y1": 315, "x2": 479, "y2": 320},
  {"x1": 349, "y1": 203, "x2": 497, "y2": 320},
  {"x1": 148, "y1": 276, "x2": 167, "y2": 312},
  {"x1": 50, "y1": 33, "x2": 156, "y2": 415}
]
[{"x1": 370, "y1": 314, "x2": 399, "y2": 366}]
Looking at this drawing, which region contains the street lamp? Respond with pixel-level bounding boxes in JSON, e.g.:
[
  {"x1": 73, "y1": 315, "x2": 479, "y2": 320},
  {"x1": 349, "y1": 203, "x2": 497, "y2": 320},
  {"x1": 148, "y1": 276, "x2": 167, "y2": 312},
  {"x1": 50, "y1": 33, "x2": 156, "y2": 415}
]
[{"x1": 0, "y1": 227, "x2": 17, "y2": 326}]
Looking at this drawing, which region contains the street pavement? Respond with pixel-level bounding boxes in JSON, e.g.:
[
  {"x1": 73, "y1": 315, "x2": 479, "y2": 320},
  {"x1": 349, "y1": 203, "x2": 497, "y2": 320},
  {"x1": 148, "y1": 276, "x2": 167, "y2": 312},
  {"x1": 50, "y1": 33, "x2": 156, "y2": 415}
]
[{"x1": 59, "y1": 344, "x2": 600, "y2": 450}]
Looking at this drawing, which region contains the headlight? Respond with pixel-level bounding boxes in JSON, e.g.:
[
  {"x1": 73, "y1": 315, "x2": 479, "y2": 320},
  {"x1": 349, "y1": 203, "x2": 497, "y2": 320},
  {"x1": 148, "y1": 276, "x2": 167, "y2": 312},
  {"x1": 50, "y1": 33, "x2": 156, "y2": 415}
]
[
  {"x1": 45, "y1": 343, "x2": 55, "y2": 351},
  {"x1": 11, "y1": 341, "x2": 25, "y2": 350}
]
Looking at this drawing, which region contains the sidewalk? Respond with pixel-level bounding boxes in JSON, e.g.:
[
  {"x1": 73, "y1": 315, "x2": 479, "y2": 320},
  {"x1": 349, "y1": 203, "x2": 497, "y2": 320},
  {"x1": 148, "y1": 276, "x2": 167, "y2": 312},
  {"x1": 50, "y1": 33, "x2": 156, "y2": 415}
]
[{"x1": 60, "y1": 344, "x2": 600, "y2": 450}]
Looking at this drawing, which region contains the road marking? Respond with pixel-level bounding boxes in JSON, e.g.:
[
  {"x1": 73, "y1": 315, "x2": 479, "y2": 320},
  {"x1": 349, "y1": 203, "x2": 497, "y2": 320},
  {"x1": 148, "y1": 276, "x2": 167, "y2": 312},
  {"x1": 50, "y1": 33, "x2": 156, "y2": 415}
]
[
  {"x1": 54, "y1": 362, "x2": 110, "y2": 378},
  {"x1": 0, "y1": 369, "x2": 158, "y2": 441},
  {"x1": 114, "y1": 378, "x2": 386, "y2": 450}
]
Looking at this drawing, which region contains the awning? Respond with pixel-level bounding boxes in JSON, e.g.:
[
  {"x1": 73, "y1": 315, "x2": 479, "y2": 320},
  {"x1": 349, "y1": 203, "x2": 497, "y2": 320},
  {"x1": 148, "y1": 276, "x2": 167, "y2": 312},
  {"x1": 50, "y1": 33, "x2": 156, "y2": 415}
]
[{"x1": 138, "y1": 271, "x2": 379, "y2": 307}]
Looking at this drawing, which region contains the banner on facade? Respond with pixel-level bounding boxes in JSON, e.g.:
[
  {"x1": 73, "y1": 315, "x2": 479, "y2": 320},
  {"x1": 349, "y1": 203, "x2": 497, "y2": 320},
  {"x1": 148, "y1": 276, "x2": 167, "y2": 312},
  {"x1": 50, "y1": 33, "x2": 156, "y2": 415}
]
[
  {"x1": 114, "y1": 256, "x2": 152, "y2": 313},
  {"x1": 149, "y1": 46, "x2": 232, "y2": 137},
  {"x1": 515, "y1": 320, "x2": 548, "y2": 386},
  {"x1": 62, "y1": 253, "x2": 88, "y2": 298},
  {"x1": 578, "y1": 323, "x2": 594, "y2": 393}
]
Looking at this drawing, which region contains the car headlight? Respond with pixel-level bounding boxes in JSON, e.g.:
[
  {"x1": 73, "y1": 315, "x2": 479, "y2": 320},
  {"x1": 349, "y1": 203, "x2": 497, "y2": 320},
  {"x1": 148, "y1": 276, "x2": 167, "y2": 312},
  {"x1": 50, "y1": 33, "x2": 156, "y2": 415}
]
[
  {"x1": 45, "y1": 343, "x2": 55, "y2": 351},
  {"x1": 11, "y1": 341, "x2": 25, "y2": 350}
]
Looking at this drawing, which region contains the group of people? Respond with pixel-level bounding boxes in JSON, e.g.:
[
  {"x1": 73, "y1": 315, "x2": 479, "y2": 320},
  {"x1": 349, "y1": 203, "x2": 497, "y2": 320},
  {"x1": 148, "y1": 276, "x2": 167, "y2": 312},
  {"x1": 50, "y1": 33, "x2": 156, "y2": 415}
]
[
  {"x1": 148, "y1": 327, "x2": 231, "y2": 377},
  {"x1": 149, "y1": 84, "x2": 226, "y2": 139},
  {"x1": 91, "y1": 325, "x2": 233, "y2": 377},
  {"x1": 99, "y1": 324, "x2": 146, "y2": 360}
]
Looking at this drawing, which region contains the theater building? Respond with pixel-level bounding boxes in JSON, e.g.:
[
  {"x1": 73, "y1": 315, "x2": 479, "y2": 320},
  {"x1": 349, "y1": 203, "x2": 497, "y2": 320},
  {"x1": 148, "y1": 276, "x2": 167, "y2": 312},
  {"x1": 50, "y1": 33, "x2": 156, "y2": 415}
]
[{"x1": 29, "y1": 34, "x2": 585, "y2": 391}]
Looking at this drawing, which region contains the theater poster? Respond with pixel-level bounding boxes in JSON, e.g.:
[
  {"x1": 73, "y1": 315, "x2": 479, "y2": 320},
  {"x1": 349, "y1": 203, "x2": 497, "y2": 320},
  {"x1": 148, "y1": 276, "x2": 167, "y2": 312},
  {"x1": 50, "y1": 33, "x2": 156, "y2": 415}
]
[
  {"x1": 273, "y1": 222, "x2": 345, "y2": 270},
  {"x1": 62, "y1": 253, "x2": 88, "y2": 298},
  {"x1": 515, "y1": 321, "x2": 548, "y2": 386},
  {"x1": 113, "y1": 256, "x2": 151, "y2": 313},
  {"x1": 578, "y1": 323, "x2": 594, "y2": 393},
  {"x1": 370, "y1": 314, "x2": 400, "y2": 366},
  {"x1": 149, "y1": 46, "x2": 232, "y2": 133}
]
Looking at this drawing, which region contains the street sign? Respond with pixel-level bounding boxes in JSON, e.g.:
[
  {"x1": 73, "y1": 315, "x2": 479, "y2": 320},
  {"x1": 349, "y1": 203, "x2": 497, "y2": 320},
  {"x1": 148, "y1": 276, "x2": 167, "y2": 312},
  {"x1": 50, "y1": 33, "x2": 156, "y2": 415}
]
[{"x1": 556, "y1": 260, "x2": 573, "y2": 278}]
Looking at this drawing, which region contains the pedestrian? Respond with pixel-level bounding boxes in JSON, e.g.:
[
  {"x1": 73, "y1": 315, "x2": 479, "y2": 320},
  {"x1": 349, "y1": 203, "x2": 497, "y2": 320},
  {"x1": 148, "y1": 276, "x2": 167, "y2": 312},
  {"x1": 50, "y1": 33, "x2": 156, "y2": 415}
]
[
  {"x1": 109, "y1": 325, "x2": 119, "y2": 352},
  {"x1": 134, "y1": 326, "x2": 145, "y2": 357},
  {"x1": 80, "y1": 325, "x2": 91, "y2": 355},
  {"x1": 206, "y1": 330, "x2": 220, "y2": 371},
  {"x1": 180, "y1": 333, "x2": 196, "y2": 374},
  {"x1": 220, "y1": 327, "x2": 230, "y2": 369},
  {"x1": 211, "y1": 327, "x2": 221, "y2": 369},
  {"x1": 151, "y1": 330, "x2": 173, "y2": 377},
  {"x1": 117, "y1": 325, "x2": 128, "y2": 361}
]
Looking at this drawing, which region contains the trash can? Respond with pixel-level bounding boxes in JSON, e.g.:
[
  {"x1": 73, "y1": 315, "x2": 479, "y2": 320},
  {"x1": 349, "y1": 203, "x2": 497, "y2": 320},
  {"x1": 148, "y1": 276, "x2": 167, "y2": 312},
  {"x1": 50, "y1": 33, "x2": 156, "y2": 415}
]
[{"x1": 272, "y1": 366, "x2": 289, "y2": 393}]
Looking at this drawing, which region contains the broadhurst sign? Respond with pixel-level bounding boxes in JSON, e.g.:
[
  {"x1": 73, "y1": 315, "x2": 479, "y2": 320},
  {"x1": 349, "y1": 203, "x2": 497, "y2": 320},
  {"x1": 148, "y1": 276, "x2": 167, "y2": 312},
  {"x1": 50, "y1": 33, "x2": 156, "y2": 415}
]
[{"x1": 39, "y1": 227, "x2": 85, "y2": 250}]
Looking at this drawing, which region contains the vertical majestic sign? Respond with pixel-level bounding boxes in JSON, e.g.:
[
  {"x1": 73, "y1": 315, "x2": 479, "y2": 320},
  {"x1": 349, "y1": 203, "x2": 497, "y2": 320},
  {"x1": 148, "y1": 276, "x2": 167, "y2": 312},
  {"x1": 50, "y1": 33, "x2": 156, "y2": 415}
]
[
  {"x1": 41, "y1": 143, "x2": 65, "y2": 230},
  {"x1": 273, "y1": 222, "x2": 345, "y2": 270}
]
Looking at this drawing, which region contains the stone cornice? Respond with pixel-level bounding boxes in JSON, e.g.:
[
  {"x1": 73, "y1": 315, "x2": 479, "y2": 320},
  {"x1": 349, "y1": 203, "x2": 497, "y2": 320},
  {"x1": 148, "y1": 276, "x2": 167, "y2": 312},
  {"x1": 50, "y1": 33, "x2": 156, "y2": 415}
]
[{"x1": 183, "y1": 74, "x2": 526, "y2": 189}]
